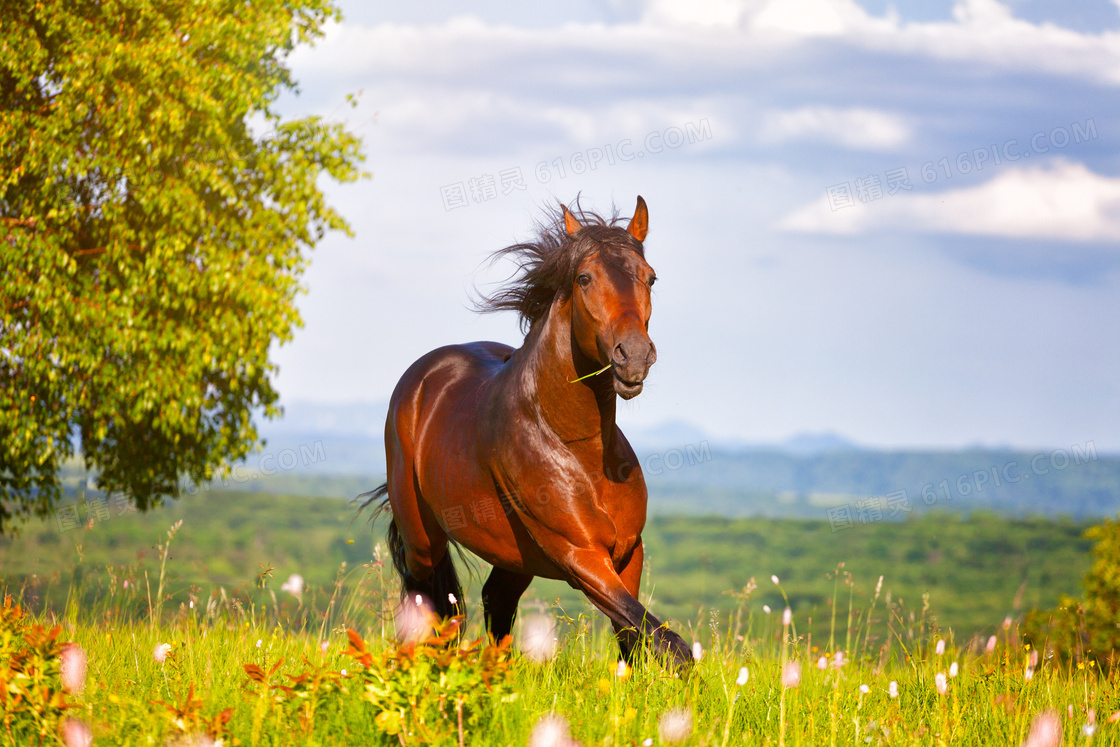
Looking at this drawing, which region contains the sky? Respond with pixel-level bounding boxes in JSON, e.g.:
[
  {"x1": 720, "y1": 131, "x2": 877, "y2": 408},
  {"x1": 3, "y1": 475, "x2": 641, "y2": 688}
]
[{"x1": 266, "y1": 0, "x2": 1120, "y2": 452}]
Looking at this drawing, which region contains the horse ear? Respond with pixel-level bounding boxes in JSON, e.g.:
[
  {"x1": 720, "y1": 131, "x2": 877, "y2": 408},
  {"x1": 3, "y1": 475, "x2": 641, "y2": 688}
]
[
  {"x1": 561, "y1": 204, "x2": 582, "y2": 235},
  {"x1": 626, "y1": 196, "x2": 648, "y2": 242}
]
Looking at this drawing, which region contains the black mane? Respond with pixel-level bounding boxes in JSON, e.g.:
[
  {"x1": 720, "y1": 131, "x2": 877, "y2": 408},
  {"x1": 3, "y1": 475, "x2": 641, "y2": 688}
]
[{"x1": 476, "y1": 200, "x2": 645, "y2": 332}]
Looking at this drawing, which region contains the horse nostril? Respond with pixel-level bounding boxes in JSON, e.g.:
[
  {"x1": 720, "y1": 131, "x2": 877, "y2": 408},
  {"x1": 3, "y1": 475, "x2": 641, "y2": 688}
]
[{"x1": 613, "y1": 342, "x2": 628, "y2": 364}]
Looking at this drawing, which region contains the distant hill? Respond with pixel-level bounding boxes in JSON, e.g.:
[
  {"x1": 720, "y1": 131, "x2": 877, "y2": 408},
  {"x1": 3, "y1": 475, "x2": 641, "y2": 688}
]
[{"x1": 207, "y1": 402, "x2": 1120, "y2": 521}]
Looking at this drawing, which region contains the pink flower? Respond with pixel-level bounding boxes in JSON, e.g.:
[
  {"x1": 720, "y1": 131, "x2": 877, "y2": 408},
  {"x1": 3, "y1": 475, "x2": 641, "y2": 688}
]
[
  {"x1": 1022, "y1": 710, "x2": 1061, "y2": 747},
  {"x1": 934, "y1": 639, "x2": 945, "y2": 656},
  {"x1": 771, "y1": 575, "x2": 780, "y2": 585},
  {"x1": 658, "y1": 707, "x2": 693, "y2": 744},
  {"x1": 61, "y1": 644, "x2": 87, "y2": 694},
  {"x1": 832, "y1": 651, "x2": 846, "y2": 669},
  {"x1": 320, "y1": 640, "x2": 329, "y2": 654},
  {"x1": 986, "y1": 635, "x2": 997, "y2": 653},
  {"x1": 782, "y1": 608, "x2": 792, "y2": 626},
  {"x1": 1029, "y1": 649, "x2": 1039, "y2": 667},
  {"x1": 949, "y1": 662, "x2": 959, "y2": 678},
  {"x1": 781, "y1": 661, "x2": 801, "y2": 688},
  {"x1": 817, "y1": 656, "x2": 827, "y2": 671},
  {"x1": 935, "y1": 672, "x2": 948, "y2": 695},
  {"x1": 153, "y1": 642, "x2": 172, "y2": 663},
  {"x1": 520, "y1": 614, "x2": 558, "y2": 663},
  {"x1": 395, "y1": 594, "x2": 435, "y2": 642},
  {"x1": 62, "y1": 718, "x2": 93, "y2": 747},
  {"x1": 859, "y1": 684, "x2": 870, "y2": 694},
  {"x1": 888, "y1": 681, "x2": 899, "y2": 699}
]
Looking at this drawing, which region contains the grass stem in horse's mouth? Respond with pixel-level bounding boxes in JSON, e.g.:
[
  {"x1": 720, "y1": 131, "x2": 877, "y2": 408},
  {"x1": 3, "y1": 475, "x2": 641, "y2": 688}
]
[{"x1": 569, "y1": 363, "x2": 613, "y2": 384}]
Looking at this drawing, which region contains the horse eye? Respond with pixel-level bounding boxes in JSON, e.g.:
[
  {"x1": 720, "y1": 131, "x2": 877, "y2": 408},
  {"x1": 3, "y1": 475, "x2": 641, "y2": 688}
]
[
  {"x1": 648, "y1": 276, "x2": 657, "y2": 288},
  {"x1": 577, "y1": 274, "x2": 591, "y2": 287}
]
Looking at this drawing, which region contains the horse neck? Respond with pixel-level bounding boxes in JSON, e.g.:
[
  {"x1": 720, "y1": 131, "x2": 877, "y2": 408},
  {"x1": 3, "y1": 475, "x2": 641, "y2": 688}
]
[{"x1": 515, "y1": 299, "x2": 617, "y2": 446}]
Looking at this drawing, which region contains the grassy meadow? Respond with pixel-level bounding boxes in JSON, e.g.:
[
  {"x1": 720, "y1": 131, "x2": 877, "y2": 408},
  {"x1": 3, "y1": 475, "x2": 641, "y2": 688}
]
[{"x1": 2, "y1": 490, "x2": 1117, "y2": 745}]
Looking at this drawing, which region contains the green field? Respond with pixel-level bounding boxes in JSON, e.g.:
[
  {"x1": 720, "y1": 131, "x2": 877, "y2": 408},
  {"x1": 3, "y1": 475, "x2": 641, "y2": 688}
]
[
  {"x1": 0, "y1": 490, "x2": 1095, "y2": 643},
  {"x1": 1, "y1": 494, "x2": 1116, "y2": 745}
]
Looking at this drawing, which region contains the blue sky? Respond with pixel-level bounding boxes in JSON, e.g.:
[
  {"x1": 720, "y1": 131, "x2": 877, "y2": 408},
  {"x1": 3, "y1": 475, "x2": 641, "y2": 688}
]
[{"x1": 268, "y1": 0, "x2": 1120, "y2": 451}]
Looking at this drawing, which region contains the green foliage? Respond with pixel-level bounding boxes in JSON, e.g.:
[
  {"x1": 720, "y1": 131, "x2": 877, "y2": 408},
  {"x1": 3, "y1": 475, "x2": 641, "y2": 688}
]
[
  {"x1": 1024, "y1": 516, "x2": 1120, "y2": 667},
  {"x1": 0, "y1": 596, "x2": 73, "y2": 741},
  {"x1": 341, "y1": 621, "x2": 515, "y2": 744},
  {"x1": 0, "y1": 0, "x2": 366, "y2": 534}
]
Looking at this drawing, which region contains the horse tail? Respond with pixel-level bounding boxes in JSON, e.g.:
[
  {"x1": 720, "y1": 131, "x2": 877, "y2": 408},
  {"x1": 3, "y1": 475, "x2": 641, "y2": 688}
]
[
  {"x1": 356, "y1": 483, "x2": 409, "y2": 582},
  {"x1": 356, "y1": 482, "x2": 462, "y2": 618}
]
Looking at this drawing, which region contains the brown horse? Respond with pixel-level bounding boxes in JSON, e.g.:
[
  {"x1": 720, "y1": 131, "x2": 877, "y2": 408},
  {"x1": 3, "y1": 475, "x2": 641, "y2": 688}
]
[{"x1": 361, "y1": 196, "x2": 692, "y2": 668}]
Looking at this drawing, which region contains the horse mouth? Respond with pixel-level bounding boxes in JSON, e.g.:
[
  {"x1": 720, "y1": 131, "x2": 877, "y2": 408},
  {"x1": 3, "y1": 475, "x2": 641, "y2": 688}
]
[{"x1": 613, "y1": 373, "x2": 644, "y2": 399}]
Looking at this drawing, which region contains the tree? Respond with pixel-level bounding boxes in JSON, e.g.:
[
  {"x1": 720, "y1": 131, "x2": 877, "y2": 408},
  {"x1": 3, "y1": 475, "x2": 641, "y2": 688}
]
[{"x1": 0, "y1": 0, "x2": 365, "y2": 534}]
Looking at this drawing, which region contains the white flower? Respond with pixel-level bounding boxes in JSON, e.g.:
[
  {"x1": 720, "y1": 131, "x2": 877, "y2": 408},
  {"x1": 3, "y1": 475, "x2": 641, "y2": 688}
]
[
  {"x1": 692, "y1": 642, "x2": 703, "y2": 661},
  {"x1": 949, "y1": 662, "x2": 959, "y2": 678},
  {"x1": 782, "y1": 608, "x2": 792, "y2": 626},
  {"x1": 781, "y1": 661, "x2": 801, "y2": 688},
  {"x1": 935, "y1": 639, "x2": 945, "y2": 655},
  {"x1": 320, "y1": 640, "x2": 329, "y2": 654},
  {"x1": 771, "y1": 575, "x2": 780, "y2": 585},
  {"x1": 859, "y1": 684, "x2": 870, "y2": 694},
  {"x1": 658, "y1": 708, "x2": 693, "y2": 745},
  {"x1": 153, "y1": 642, "x2": 172, "y2": 663},
  {"x1": 935, "y1": 672, "x2": 948, "y2": 695},
  {"x1": 280, "y1": 573, "x2": 304, "y2": 598},
  {"x1": 256, "y1": 639, "x2": 262, "y2": 649},
  {"x1": 762, "y1": 605, "x2": 772, "y2": 614},
  {"x1": 817, "y1": 656, "x2": 827, "y2": 671},
  {"x1": 833, "y1": 651, "x2": 846, "y2": 669},
  {"x1": 61, "y1": 644, "x2": 87, "y2": 694},
  {"x1": 617, "y1": 660, "x2": 628, "y2": 678},
  {"x1": 736, "y1": 667, "x2": 749, "y2": 686},
  {"x1": 415, "y1": 594, "x2": 423, "y2": 607},
  {"x1": 1024, "y1": 666, "x2": 1035, "y2": 681},
  {"x1": 340, "y1": 668, "x2": 347, "y2": 676},
  {"x1": 189, "y1": 600, "x2": 194, "y2": 609},
  {"x1": 888, "y1": 681, "x2": 899, "y2": 699},
  {"x1": 1022, "y1": 711, "x2": 1061, "y2": 747},
  {"x1": 643, "y1": 740, "x2": 653, "y2": 747},
  {"x1": 529, "y1": 714, "x2": 575, "y2": 747},
  {"x1": 396, "y1": 595, "x2": 435, "y2": 643},
  {"x1": 448, "y1": 592, "x2": 458, "y2": 605},
  {"x1": 520, "y1": 614, "x2": 558, "y2": 663}
]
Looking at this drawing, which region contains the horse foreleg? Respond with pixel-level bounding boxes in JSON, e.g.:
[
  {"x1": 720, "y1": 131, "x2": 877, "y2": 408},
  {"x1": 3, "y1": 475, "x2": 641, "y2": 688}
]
[
  {"x1": 564, "y1": 547, "x2": 692, "y2": 670},
  {"x1": 613, "y1": 539, "x2": 645, "y2": 664},
  {"x1": 482, "y1": 567, "x2": 534, "y2": 644}
]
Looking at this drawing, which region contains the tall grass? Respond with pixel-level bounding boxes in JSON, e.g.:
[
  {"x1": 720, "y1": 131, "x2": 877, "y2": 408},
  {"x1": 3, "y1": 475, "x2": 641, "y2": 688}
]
[{"x1": 3, "y1": 521, "x2": 1116, "y2": 746}]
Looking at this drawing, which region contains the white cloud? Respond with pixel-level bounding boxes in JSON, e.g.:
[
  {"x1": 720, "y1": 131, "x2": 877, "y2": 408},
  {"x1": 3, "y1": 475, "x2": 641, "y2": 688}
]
[
  {"x1": 758, "y1": 106, "x2": 910, "y2": 151},
  {"x1": 778, "y1": 160, "x2": 1120, "y2": 242}
]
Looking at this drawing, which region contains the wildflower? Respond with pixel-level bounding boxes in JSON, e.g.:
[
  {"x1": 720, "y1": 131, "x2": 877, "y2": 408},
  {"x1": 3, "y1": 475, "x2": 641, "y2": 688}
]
[
  {"x1": 771, "y1": 575, "x2": 780, "y2": 585},
  {"x1": 340, "y1": 668, "x2": 347, "y2": 676},
  {"x1": 448, "y1": 592, "x2": 458, "y2": 605},
  {"x1": 1029, "y1": 649, "x2": 1039, "y2": 667},
  {"x1": 859, "y1": 684, "x2": 870, "y2": 694},
  {"x1": 529, "y1": 714, "x2": 577, "y2": 747},
  {"x1": 1024, "y1": 666, "x2": 1034, "y2": 681},
  {"x1": 934, "y1": 639, "x2": 945, "y2": 655},
  {"x1": 736, "y1": 666, "x2": 749, "y2": 686},
  {"x1": 986, "y1": 635, "x2": 997, "y2": 653},
  {"x1": 762, "y1": 605, "x2": 771, "y2": 614},
  {"x1": 1083, "y1": 709, "x2": 1097, "y2": 737},
  {"x1": 153, "y1": 642, "x2": 172, "y2": 663},
  {"x1": 888, "y1": 681, "x2": 898, "y2": 699},
  {"x1": 61, "y1": 718, "x2": 93, "y2": 747},
  {"x1": 61, "y1": 644, "x2": 87, "y2": 694},
  {"x1": 617, "y1": 660, "x2": 629, "y2": 678},
  {"x1": 692, "y1": 641, "x2": 703, "y2": 661},
  {"x1": 520, "y1": 614, "x2": 558, "y2": 663},
  {"x1": 817, "y1": 656, "x2": 827, "y2": 671},
  {"x1": 658, "y1": 707, "x2": 693, "y2": 744},
  {"x1": 396, "y1": 595, "x2": 435, "y2": 642},
  {"x1": 949, "y1": 662, "x2": 958, "y2": 678},
  {"x1": 643, "y1": 741, "x2": 653, "y2": 747},
  {"x1": 1003, "y1": 616, "x2": 1012, "y2": 631},
  {"x1": 935, "y1": 672, "x2": 947, "y2": 695},
  {"x1": 189, "y1": 600, "x2": 194, "y2": 609},
  {"x1": 123, "y1": 579, "x2": 129, "y2": 589},
  {"x1": 320, "y1": 640, "x2": 329, "y2": 654},
  {"x1": 781, "y1": 661, "x2": 801, "y2": 688},
  {"x1": 256, "y1": 639, "x2": 262, "y2": 648},
  {"x1": 1021, "y1": 710, "x2": 1061, "y2": 747},
  {"x1": 1110, "y1": 711, "x2": 1120, "y2": 723},
  {"x1": 280, "y1": 573, "x2": 304, "y2": 598},
  {"x1": 833, "y1": 651, "x2": 846, "y2": 669},
  {"x1": 782, "y1": 608, "x2": 792, "y2": 626}
]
